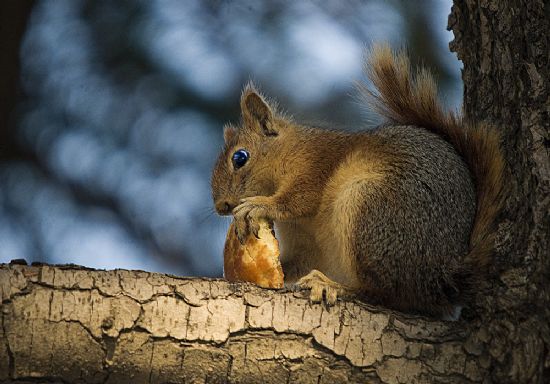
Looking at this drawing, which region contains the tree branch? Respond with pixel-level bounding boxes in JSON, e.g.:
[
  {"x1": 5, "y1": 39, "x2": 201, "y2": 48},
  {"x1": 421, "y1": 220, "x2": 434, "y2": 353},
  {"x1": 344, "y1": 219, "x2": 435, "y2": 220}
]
[{"x1": 0, "y1": 263, "x2": 489, "y2": 383}]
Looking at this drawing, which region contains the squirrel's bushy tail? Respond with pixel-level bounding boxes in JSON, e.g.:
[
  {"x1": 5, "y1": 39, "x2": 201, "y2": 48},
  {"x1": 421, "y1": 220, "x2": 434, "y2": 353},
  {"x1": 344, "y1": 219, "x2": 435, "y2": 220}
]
[{"x1": 360, "y1": 44, "x2": 505, "y2": 271}]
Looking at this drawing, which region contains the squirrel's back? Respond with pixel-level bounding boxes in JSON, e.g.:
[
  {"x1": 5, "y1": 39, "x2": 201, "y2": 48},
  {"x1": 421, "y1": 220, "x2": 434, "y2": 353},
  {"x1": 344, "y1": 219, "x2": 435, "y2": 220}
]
[
  {"x1": 349, "y1": 125, "x2": 476, "y2": 314},
  {"x1": 360, "y1": 44, "x2": 505, "y2": 271}
]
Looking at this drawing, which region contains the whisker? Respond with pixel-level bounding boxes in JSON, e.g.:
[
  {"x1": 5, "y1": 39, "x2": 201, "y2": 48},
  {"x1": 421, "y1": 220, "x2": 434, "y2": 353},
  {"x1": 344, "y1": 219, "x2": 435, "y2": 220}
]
[{"x1": 196, "y1": 205, "x2": 217, "y2": 225}]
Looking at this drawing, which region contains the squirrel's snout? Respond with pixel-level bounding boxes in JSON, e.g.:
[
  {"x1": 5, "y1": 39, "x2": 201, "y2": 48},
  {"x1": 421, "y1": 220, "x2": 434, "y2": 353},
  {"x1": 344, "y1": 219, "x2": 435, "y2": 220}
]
[{"x1": 215, "y1": 200, "x2": 235, "y2": 216}]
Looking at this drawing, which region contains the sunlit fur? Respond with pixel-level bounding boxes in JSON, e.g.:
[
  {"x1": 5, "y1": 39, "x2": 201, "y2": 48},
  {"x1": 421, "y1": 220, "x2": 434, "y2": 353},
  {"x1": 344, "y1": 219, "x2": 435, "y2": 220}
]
[{"x1": 211, "y1": 47, "x2": 504, "y2": 317}]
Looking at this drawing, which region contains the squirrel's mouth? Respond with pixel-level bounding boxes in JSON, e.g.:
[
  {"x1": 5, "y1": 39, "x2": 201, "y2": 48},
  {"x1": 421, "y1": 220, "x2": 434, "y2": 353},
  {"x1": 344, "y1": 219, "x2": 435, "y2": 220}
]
[{"x1": 214, "y1": 200, "x2": 236, "y2": 216}]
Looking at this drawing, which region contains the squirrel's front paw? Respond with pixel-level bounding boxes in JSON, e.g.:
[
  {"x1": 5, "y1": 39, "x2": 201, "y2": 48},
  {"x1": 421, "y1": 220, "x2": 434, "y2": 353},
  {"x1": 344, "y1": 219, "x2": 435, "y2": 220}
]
[
  {"x1": 296, "y1": 269, "x2": 349, "y2": 306},
  {"x1": 233, "y1": 196, "x2": 275, "y2": 244}
]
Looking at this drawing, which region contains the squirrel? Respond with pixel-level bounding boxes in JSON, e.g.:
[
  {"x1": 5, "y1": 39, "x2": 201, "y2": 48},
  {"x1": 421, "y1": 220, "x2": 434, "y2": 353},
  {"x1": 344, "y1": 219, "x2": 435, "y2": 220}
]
[{"x1": 211, "y1": 44, "x2": 504, "y2": 317}]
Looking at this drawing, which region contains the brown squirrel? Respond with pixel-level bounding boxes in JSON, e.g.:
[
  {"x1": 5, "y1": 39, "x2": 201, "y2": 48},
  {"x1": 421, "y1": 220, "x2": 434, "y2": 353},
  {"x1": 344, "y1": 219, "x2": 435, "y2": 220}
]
[{"x1": 211, "y1": 44, "x2": 504, "y2": 317}]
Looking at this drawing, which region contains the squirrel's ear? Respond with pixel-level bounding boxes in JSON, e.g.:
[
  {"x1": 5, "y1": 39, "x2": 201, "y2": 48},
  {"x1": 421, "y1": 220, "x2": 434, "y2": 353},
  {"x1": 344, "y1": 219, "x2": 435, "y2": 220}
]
[
  {"x1": 240, "y1": 85, "x2": 277, "y2": 136},
  {"x1": 223, "y1": 124, "x2": 237, "y2": 143}
]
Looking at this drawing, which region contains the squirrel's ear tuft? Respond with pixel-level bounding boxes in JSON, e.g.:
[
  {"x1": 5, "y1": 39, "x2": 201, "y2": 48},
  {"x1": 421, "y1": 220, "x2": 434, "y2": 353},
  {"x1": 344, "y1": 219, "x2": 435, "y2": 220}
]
[
  {"x1": 223, "y1": 124, "x2": 237, "y2": 143},
  {"x1": 240, "y1": 83, "x2": 277, "y2": 136}
]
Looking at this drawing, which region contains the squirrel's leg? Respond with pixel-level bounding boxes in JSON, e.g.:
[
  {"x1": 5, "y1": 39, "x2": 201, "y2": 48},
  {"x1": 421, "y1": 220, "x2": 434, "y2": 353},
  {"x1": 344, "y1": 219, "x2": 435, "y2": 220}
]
[
  {"x1": 296, "y1": 269, "x2": 354, "y2": 305},
  {"x1": 292, "y1": 151, "x2": 384, "y2": 306},
  {"x1": 232, "y1": 180, "x2": 322, "y2": 244}
]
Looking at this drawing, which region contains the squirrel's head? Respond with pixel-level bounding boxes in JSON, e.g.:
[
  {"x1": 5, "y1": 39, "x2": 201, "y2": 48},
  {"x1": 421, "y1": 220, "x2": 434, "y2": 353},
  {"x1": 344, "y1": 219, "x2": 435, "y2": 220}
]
[{"x1": 211, "y1": 84, "x2": 287, "y2": 216}]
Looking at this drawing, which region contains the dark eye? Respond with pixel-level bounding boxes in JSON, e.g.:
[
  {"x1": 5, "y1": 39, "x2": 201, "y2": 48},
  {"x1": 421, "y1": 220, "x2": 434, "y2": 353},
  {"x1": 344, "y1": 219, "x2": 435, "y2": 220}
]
[{"x1": 232, "y1": 149, "x2": 249, "y2": 169}]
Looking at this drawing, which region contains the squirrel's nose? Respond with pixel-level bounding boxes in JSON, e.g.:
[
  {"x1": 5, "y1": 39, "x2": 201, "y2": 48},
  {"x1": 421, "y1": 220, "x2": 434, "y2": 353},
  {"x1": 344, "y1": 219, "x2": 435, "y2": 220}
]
[{"x1": 215, "y1": 200, "x2": 235, "y2": 215}]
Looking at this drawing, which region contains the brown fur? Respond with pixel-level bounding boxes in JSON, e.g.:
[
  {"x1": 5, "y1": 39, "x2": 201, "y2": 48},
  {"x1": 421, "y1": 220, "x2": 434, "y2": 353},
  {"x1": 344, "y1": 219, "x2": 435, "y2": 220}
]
[
  {"x1": 211, "y1": 46, "x2": 505, "y2": 317},
  {"x1": 360, "y1": 44, "x2": 505, "y2": 271}
]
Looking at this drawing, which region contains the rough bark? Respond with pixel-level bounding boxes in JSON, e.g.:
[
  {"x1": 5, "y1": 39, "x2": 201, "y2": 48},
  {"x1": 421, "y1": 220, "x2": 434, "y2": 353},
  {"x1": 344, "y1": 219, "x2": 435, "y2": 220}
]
[
  {"x1": 0, "y1": 263, "x2": 493, "y2": 384},
  {"x1": 448, "y1": 0, "x2": 550, "y2": 382}
]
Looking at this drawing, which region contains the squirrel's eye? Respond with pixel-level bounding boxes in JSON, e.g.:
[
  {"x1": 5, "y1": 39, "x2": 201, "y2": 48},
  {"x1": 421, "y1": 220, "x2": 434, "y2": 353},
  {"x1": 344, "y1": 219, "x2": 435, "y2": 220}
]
[{"x1": 232, "y1": 149, "x2": 249, "y2": 169}]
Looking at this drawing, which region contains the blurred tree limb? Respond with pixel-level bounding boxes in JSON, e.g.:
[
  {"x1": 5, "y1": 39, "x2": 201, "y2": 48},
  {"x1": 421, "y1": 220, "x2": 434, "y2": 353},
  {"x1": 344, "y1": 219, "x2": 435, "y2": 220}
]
[{"x1": 0, "y1": 0, "x2": 34, "y2": 160}]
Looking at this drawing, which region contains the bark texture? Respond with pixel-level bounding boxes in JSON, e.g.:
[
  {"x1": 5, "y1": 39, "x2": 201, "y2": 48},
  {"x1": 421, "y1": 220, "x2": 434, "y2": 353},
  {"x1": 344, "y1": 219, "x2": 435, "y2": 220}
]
[
  {"x1": 449, "y1": 0, "x2": 550, "y2": 382},
  {"x1": 1, "y1": 263, "x2": 492, "y2": 384}
]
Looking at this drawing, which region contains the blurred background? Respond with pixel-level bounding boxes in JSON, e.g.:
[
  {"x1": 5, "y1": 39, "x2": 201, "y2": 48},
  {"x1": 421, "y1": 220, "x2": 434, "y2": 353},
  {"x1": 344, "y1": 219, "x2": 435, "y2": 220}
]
[{"x1": 0, "y1": 0, "x2": 461, "y2": 277}]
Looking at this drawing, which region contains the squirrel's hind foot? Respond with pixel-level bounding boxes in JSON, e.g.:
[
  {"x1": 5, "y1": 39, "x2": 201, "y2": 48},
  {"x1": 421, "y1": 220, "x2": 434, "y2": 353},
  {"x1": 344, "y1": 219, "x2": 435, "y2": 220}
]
[{"x1": 296, "y1": 269, "x2": 351, "y2": 306}]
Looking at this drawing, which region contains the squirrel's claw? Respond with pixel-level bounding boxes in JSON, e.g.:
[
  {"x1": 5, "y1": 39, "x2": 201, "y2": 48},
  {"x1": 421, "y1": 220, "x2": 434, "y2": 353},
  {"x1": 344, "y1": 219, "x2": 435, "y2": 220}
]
[
  {"x1": 233, "y1": 216, "x2": 248, "y2": 244},
  {"x1": 249, "y1": 219, "x2": 261, "y2": 239},
  {"x1": 296, "y1": 269, "x2": 349, "y2": 306},
  {"x1": 233, "y1": 196, "x2": 274, "y2": 243}
]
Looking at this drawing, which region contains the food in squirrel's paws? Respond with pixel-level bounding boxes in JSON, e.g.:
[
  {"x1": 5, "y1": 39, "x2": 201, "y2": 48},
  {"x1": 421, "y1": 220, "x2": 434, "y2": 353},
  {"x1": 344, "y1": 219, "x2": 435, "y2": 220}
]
[{"x1": 223, "y1": 219, "x2": 284, "y2": 288}]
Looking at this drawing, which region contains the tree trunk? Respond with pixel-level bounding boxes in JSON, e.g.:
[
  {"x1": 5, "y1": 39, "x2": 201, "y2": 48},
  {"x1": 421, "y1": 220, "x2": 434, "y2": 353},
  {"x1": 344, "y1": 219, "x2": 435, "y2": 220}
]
[
  {"x1": 0, "y1": 1, "x2": 548, "y2": 383},
  {"x1": 448, "y1": 0, "x2": 550, "y2": 382}
]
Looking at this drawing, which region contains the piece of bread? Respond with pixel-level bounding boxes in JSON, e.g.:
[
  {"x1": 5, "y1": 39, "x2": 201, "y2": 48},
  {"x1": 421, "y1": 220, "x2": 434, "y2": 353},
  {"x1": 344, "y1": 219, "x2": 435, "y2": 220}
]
[{"x1": 223, "y1": 219, "x2": 284, "y2": 288}]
